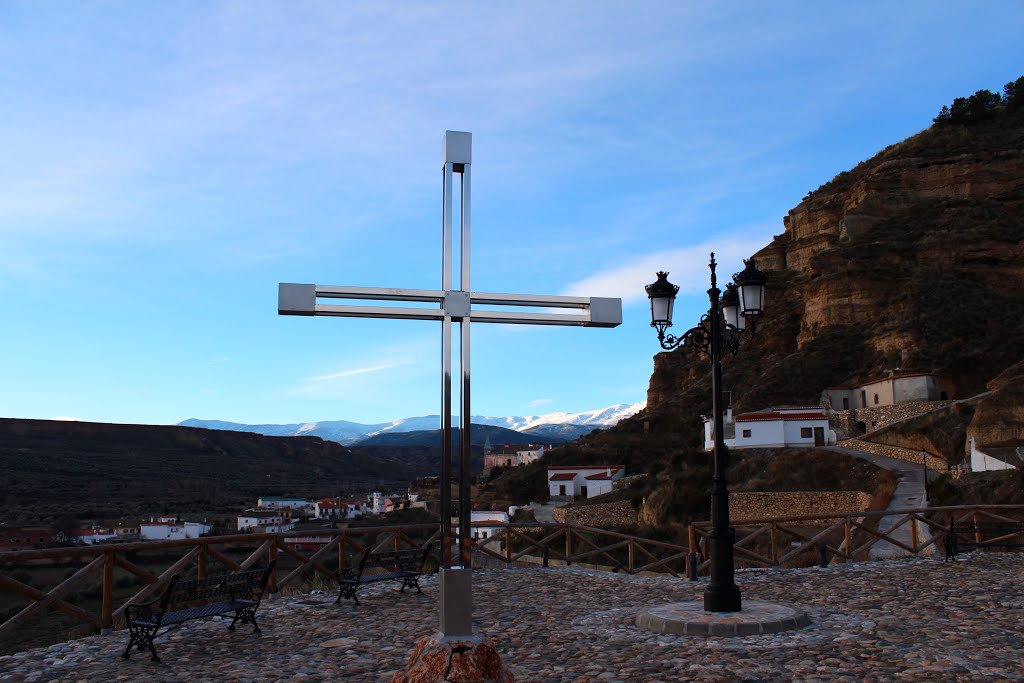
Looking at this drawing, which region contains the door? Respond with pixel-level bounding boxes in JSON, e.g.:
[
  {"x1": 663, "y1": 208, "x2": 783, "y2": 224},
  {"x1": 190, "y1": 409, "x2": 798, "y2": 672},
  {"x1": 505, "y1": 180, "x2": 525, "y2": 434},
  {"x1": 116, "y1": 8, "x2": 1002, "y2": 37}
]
[
  {"x1": 580, "y1": 485, "x2": 588, "y2": 499},
  {"x1": 814, "y1": 427, "x2": 825, "y2": 446},
  {"x1": 559, "y1": 485, "x2": 566, "y2": 496}
]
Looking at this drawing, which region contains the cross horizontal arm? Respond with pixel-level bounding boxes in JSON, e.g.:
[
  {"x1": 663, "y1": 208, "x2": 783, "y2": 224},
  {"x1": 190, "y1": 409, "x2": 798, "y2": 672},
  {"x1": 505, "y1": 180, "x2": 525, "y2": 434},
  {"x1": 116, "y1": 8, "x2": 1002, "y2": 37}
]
[{"x1": 279, "y1": 283, "x2": 621, "y2": 328}]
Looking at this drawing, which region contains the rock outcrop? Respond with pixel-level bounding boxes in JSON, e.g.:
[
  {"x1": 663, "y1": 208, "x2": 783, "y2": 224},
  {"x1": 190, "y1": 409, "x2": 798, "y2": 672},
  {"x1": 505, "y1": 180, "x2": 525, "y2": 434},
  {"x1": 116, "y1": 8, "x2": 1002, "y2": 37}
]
[{"x1": 645, "y1": 107, "x2": 1024, "y2": 441}]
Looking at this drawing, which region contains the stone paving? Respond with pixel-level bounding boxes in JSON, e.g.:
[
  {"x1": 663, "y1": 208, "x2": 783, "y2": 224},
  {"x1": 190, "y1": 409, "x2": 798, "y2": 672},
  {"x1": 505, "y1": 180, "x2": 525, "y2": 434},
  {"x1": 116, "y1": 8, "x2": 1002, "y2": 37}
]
[{"x1": 2, "y1": 552, "x2": 1023, "y2": 682}]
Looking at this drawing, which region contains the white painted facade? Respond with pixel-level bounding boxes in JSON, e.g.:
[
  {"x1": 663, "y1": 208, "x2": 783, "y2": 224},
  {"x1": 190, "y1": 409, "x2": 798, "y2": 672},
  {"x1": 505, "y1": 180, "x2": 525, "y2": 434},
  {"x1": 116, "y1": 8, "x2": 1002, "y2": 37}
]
[
  {"x1": 969, "y1": 437, "x2": 1016, "y2": 472},
  {"x1": 74, "y1": 529, "x2": 119, "y2": 545},
  {"x1": 704, "y1": 407, "x2": 835, "y2": 450},
  {"x1": 257, "y1": 496, "x2": 311, "y2": 510},
  {"x1": 238, "y1": 510, "x2": 288, "y2": 531},
  {"x1": 314, "y1": 498, "x2": 363, "y2": 520},
  {"x1": 547, "y1": 466, "x2": 625, "y2": 499},
  {"x1": 826, "y1": 373, "x2": 952, "y2": 410},
  {"x1": 140, "y1": 517, "x2": 212, "y2": 541}
]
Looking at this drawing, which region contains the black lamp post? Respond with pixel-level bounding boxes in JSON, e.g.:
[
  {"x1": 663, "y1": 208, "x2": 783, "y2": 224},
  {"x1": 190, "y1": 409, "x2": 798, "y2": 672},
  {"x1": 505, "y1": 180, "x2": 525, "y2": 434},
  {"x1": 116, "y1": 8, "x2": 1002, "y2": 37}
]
[{"x1": 645, "y1": 253, "x2": 767, "y2": 613}]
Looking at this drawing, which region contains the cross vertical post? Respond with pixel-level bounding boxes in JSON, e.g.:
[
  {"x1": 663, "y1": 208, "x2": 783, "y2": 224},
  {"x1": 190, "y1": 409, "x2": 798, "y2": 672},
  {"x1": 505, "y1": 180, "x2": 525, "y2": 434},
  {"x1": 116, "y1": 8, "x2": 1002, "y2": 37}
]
[{"x1": 278, "y1": 130, "x2": 621, "y2": 639}]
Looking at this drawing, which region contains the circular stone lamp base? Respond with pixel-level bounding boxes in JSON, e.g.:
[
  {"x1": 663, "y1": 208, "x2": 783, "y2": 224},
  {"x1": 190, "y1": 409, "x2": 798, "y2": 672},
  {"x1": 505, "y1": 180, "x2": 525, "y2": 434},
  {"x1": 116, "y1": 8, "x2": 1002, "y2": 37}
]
[{"x1": 636, "y1": 600, "x2": 810, "y2": 637}]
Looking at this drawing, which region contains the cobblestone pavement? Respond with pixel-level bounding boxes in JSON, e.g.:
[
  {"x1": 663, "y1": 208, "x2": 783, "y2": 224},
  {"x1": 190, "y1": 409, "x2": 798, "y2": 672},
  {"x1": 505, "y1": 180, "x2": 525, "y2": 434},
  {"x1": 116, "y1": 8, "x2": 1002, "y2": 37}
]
[{"x1": 2, "y1": 552, "x2": 1023, "y2": 682}]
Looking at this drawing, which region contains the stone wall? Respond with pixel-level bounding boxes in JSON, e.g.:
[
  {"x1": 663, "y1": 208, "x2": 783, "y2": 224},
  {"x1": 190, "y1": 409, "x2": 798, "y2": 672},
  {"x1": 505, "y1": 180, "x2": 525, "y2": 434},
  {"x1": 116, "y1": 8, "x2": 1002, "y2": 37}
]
[
  {"x1": 829, "y1": 401, "x2": 954, "y2": 439},
  {"x1": 552, "y1": 499, "x2": 637, "y2": 527},
  {"x1": 728, "y1": 491, "x2": 872, "y2": 526},
  {"x1": 836, "y1": 438, "x2": 946, "y2": 472}
]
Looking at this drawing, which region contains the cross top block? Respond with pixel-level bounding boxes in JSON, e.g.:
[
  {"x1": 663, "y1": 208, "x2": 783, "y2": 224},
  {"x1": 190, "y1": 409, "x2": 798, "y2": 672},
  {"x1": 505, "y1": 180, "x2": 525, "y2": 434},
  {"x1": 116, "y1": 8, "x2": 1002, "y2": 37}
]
[{"x1": 443, "y1": 131, "x2": 471, "y2": 165}]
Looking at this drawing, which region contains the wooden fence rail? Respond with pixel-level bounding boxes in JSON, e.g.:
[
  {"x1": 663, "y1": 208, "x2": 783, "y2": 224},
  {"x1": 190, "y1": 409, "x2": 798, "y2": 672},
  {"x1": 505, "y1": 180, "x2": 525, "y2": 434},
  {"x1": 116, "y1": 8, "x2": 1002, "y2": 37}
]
[{"x1": 2, "y1": 505, "x2": 1023, "y2": 650}]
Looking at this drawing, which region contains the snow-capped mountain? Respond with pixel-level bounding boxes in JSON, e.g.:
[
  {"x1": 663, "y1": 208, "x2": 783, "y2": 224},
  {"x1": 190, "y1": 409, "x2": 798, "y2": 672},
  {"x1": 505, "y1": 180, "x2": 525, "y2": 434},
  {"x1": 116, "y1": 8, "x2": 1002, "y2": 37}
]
[{"x1": 179, "y1": 401, "x2": 645, "y2": 446}]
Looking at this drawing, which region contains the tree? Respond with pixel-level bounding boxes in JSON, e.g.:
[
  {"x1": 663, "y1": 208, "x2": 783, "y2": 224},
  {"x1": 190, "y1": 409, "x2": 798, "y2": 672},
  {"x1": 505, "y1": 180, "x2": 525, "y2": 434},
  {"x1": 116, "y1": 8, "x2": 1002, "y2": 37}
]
[
  {"x1": 1004, "y1": 76, "x2": 1024, "y2": 112},
  {"x1": 935, "y1": 88, "x2": 1003, "y2": 125}
]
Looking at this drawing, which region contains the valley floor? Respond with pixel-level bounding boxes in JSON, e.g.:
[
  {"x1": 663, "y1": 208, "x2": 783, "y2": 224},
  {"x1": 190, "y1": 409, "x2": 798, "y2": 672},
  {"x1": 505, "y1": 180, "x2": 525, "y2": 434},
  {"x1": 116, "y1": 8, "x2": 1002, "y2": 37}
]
[{"x1": 2, "y1": 552, "x2": 1022, "y2": 681}]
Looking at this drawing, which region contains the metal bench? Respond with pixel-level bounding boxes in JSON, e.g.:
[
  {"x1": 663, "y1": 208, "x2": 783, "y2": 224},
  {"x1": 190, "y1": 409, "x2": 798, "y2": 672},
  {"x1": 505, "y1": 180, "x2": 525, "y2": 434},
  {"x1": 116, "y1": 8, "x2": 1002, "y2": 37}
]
[
  {"x1": 121, "y1": 560, "x2": 275, "y2": 662},
  {"x1": 335, "y1": 543, "x2": 432, "y2": 606},
  {"x1": 945, "y1": 521, "x2": 1024, "y2": 560}
]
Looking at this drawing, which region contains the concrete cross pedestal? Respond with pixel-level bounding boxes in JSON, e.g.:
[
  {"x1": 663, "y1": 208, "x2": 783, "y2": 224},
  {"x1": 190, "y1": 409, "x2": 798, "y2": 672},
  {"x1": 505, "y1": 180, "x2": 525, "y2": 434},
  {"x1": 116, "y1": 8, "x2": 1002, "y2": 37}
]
[{"x1": 279, "y1": 131, "x2": 621, "y2": 669}]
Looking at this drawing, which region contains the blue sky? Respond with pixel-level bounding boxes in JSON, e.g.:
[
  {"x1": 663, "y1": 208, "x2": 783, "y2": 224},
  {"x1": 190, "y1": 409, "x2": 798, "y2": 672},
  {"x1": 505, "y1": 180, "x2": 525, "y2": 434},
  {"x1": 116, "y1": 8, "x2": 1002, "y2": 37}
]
[{"x1": 1, "y1": 2, "x2": 1020, "y2": 426}]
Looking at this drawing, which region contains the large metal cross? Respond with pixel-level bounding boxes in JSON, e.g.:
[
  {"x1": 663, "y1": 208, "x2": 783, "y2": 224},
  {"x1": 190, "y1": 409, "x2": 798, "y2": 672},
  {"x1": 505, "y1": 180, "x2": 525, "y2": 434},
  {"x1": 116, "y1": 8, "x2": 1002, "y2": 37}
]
[{"x1": 278, "y1": 131, "x2": 621, "y2": 637}]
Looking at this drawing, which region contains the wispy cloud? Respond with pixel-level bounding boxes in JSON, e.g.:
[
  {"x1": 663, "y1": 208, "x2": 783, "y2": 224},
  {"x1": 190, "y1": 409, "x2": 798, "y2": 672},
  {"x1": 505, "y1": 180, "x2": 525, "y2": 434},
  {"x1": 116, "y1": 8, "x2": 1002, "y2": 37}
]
[
  {"x1": 563, "y1": 227, "x2": 779, "y2": 304},
  {"x1": 307, "y1": 364, "x2": 399, "y2": 382},
  {"x1": 528, "y1": 398, "x2": 553, "y2": 408}
]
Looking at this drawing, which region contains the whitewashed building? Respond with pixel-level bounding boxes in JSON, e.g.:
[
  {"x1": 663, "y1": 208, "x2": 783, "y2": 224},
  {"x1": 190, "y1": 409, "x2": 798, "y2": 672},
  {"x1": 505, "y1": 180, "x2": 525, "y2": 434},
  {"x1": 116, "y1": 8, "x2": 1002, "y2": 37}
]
[
  {"x1": 547, "y1": 466, "x2": 625, "y2": 500},
  {"x1": 969, "y1": 437, "x2": 1017, "y2": 472},
  {"x1": 704, "y1": 407, "x2": 835, "y2": 450},
  {"x1": 73, "y1": 528, "x2": 119, "y2": 545},
  {"x1": 140, "y1": 517, "x2": 212, "y2": 541},
  {"x1": 314, "y1": 497, "x2": 364, "y2": 520},
  {"x1": 238, "y1": 510, "x2": 289, "y2": 531},
  {"x1": 826, "y1": 372, "x2": 953, "y2": 410},
  {"x1": 257, "y1": 496, "x2": 312, "y2": 511}
]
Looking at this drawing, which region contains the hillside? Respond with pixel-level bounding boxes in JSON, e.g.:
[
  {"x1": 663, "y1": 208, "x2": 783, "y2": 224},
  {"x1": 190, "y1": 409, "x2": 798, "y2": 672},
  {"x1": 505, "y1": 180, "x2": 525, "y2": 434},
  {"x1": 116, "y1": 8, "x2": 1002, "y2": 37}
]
[
  {"x1": 645, "y1": 95, "x2": 1024, "y2": 443},
  {"x1": 495, "y1": 84, "x2": 1024, "y2": 526},
  {"x1": 0, "y1": 418, "x2": 424, "y2": 525}
]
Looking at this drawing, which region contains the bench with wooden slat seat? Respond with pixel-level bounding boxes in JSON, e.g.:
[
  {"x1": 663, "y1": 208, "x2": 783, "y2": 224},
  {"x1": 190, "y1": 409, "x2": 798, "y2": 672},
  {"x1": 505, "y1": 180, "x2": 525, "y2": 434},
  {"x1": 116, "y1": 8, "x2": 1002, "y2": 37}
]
[
  {"x1": 121, "y1": 560, "x2": 275, "y2": 662},
  {"x1": 335, "y1": 543, "x2": 432, "y2": 606}
]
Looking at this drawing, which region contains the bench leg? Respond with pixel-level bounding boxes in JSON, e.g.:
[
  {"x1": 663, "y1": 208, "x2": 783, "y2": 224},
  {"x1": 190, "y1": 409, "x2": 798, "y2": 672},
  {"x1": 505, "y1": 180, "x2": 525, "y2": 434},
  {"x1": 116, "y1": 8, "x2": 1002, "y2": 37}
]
[
  {"x1": 229, "y1": 605, "x2": 261, "y2": 633},
  {"x1": 122, "y1": 625, "x2": 160, "y2": 662},
  {"x1": 399, "y1": 575, "x2": 422, "y2": 594},
  {"x1": 335, "y1": 582, "x2": 360, "y2": 606}
]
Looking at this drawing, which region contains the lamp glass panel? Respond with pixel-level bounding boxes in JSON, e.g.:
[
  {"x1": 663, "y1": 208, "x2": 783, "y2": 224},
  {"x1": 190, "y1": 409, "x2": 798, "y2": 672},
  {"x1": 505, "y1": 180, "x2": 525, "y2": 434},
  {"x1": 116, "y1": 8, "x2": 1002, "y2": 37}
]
[
  {"x1": 739, "y1": 283, "x2": 765, "y2": 314},
  {"x1": 650, "y1": 296, "x2": 674, "y2": 325},
  {"x1": 722, "y1": 303, "x2": 740, "y2": 329}
]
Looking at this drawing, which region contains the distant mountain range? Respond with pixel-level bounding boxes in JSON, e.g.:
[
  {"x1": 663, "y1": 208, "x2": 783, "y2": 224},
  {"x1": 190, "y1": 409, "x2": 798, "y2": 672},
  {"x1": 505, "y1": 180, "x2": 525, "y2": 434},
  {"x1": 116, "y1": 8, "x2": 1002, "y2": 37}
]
[{"x1": 179, "y1": 402, "x2": 645, "y2": 446}]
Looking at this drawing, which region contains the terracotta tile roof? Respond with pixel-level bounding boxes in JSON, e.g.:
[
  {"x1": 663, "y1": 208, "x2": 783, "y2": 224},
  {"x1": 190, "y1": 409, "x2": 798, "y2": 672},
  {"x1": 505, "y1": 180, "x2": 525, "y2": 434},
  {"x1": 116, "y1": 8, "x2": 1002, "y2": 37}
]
[
  {"x1": 549, "y1": 472, "x2": 577, "y2": 481},
  {"x1": 547, "y1": 465, "x2": 626, "y2": 471},
  {"x1": 735, "y1": 411, "x2": 827, "y2": 422}
]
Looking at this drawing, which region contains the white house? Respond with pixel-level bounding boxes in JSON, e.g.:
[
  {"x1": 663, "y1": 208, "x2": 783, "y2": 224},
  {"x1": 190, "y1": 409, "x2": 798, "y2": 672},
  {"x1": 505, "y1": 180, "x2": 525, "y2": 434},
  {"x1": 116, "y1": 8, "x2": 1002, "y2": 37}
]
[
  {"x1": 238, "y1": 509, "x2": 288, "y2": 531},
  {"x1": 366, "y1": 492, "x2": 400, "y2": 515},
  {"x1": 140, "y1": 516, "x2": 212, "y2": 541},
  {"x1": 73, "y1": 528, "x2": 119, "y2": 545},
  {"x1": 257, "y1": 496, "x2": 312, "y2": 511},
  {"x1": 483, "y1": 445, "x2": 547, "y2": 474},
  {"x1": 969, "y1": 437, "x2": 1016, "y2": 472},
  {"x1": 704, "y1": 407, "x2": 835, "y2": 450},
  {"x1": 826, "y1": 372, "x2": 953, "y2": 410},
  {"x1": 547, "y1": 466, "x2": 625, "y2": 500},
  {"x1": 314, "y1": 497, "x2": 364, "y2": 520},
  {"x1": 453, "y1": 511, "x2": 510, "y2": 554}
]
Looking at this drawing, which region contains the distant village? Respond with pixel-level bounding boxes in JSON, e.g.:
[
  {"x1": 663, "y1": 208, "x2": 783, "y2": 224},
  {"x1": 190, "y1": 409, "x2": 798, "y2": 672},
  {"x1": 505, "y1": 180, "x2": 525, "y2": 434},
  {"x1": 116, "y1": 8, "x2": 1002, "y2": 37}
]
[{"x1": 3, "y1": 369, "x2": 1016, "y2": 554}]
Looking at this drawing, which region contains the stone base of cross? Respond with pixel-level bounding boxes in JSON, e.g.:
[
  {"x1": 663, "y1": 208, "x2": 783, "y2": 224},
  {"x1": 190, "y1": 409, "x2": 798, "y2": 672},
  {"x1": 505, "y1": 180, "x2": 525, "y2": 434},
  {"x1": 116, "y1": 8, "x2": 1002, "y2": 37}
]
[{"x1": 279, "y1": 131, "x2": 621, "y2": 640}]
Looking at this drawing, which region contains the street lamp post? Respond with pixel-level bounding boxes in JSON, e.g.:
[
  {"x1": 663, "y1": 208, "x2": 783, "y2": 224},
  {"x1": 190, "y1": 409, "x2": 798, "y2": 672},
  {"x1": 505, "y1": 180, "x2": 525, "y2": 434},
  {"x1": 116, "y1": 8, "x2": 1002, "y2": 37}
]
[{"x1": 645, "y1": 253, "x2": 767, "y2": 613}]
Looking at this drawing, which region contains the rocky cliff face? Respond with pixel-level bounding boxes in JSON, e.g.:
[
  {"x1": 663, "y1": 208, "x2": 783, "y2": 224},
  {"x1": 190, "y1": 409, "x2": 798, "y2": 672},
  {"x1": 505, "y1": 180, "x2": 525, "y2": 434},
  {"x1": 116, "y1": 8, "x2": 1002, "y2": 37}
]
[
  {"x1": 646, "y1": 110, "x2": 1024, "y2": 444},
  {"x1": 968, "y1": 361, "x2": 1024, "y2": 452}
]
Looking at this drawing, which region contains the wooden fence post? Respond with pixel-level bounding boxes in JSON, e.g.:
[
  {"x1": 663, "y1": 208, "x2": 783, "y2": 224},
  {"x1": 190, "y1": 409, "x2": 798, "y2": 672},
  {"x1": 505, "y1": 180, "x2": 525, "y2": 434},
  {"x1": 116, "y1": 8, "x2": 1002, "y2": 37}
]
[
  {"x1": 268, "y1": 538, "x2": 279, "y2": 594},
  {"x1": 628, "y1": 538, "x2": 635, "y2": 574},
  {"x1": 101, "y1": 552, "x2": 114, "y2": 633},
  {"x1": 844, "y1": 517, "x2": 853, "y2": 562},
  {"x1": 197, "y1": 544, "x2": 208, "y2": 580},
  {"x1": 770, "y1": 523, "x2": 778, "y2": 566},
  {"x1": 565, "y1": 525, "x2": 572, "y2": 566}
]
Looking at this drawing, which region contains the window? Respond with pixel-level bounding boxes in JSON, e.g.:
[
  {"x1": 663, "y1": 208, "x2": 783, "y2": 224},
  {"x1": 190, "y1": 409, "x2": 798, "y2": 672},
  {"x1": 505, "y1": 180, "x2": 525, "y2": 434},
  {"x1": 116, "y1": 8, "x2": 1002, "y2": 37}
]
[
  {"x1": 742, "y1": 429, "x2": 751, "y2": 438},
  {"x1": 800, "y1": 427, "x2": 813, "y2": 438}
]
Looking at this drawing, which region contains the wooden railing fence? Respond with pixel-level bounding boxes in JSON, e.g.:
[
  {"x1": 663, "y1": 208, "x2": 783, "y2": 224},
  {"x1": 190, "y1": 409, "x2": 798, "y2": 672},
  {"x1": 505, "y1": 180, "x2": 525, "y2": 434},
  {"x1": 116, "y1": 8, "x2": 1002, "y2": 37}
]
[{"x1": 2, "y1": 505, "x2": 1022, "y2": 651}]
